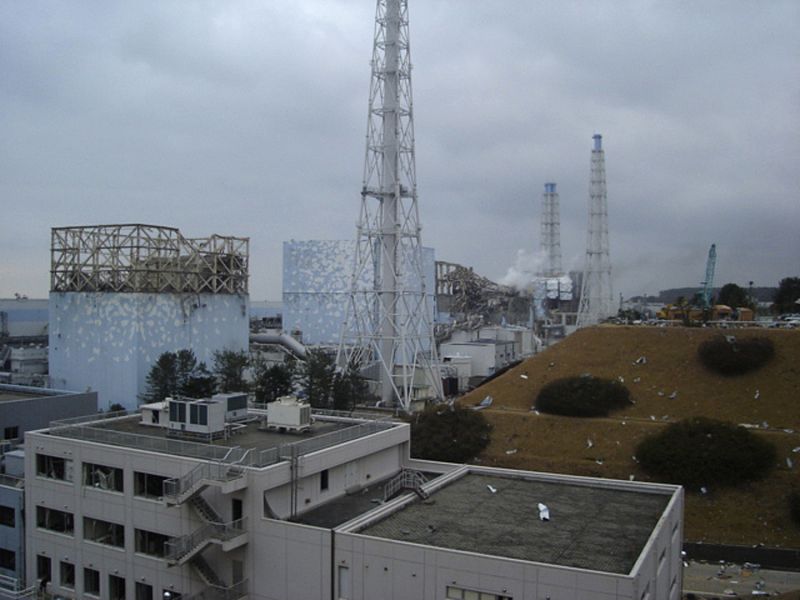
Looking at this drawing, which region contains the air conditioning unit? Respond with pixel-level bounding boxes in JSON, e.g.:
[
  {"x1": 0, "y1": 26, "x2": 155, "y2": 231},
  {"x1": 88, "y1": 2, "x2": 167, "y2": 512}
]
[{"x1": 263, "y1": 396, "x2": 311, "y2": 433}]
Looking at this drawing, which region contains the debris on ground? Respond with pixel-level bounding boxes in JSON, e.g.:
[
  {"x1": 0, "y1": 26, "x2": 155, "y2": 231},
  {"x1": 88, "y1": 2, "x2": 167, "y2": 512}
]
[
  {"x1": 586, "y1": 438, "x2": 594, "y2": 449},
  {"x1": 634, "y1": 356, "x2": 647, "y2": 365},
  {"x1": 505, "y1": 448, "x2": 518, "y2": 455},
  {"x1": 520, "y1": 374, "x2": 528, "y2": 380},
  {"x1": 669, "y1": 390, "x2": 678, "y2": 399},
  {"x1": 754, "y1": 389, "x2": 760, "y2": 400},
  {"x1": 537, "y1": 503, "x2": 550, "y2": 521},
  {"x1": 486, "y1": 484, "x2": 497, "y2": 494}
]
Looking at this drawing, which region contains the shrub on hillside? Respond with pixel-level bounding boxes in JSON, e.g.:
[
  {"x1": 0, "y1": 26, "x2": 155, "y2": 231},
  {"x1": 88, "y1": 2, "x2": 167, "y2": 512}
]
[
  {"x1": 790, "y1": 490, "x2": 800, "y2": 527},
  {"x1": 636, "y1": 417, "x2": 776, "y2": 489},
  {"x1": 408, "y1": 404, "x2": 491, "y2": 463},
  {"x1": 697, "y1": 335, "x2": 775, "y2": 376},
  {"x1": 534, "y1": 376, "x2": 631, "y2": 417}
]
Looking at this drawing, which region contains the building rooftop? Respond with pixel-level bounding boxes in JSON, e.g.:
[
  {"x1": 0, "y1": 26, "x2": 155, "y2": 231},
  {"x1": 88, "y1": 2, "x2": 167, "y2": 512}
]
[
  {"x1": 47, "y1": 412, "x2": 398, "y2": 465},
  {"x1": 0, "y1": 390, "x2": 41, "y2": 403},
  {"x1": 355, "y1": 472, "x2": 673, "y2": 575}
]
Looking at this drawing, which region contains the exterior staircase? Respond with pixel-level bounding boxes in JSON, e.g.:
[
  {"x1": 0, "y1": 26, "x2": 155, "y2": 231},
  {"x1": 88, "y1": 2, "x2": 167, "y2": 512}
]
[
  {"x1": 163, "y1": 462, "x2": 247, "y2": 506},
  {"x1": 383, "y1": 469, "x2": 429, "y2": 502}
]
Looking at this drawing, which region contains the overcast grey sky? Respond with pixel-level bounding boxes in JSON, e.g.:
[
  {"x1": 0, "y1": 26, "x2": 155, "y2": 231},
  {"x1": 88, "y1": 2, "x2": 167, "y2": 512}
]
[{"x1": 1, "y1": 1, "x2": 798, "y2": 301}]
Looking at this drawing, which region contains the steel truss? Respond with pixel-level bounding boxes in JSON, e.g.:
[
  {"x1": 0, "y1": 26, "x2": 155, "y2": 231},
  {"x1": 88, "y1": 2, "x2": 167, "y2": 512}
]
[
  {"x1": 337, "y1": 0, "x2": 442, "y2": 411},
  {"x1": 50, "y1": 224, "x2": 249, "y2": 294}
]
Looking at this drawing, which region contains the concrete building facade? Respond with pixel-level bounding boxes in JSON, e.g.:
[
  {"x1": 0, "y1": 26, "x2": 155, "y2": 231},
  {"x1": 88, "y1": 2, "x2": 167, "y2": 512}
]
[{"x1": 24, "y1": 406, "x2": 683, "y2": 600}]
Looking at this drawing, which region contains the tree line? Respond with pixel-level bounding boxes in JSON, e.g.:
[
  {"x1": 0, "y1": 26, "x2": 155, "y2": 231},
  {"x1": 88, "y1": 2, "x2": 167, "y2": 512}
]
[{"x1": 141, "y1": 348, "x2": 371, "y2": 411}]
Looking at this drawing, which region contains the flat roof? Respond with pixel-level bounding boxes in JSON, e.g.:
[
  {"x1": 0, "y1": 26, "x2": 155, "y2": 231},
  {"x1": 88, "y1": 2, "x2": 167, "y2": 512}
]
[
  {"x1": 356, "y1": 472, "x2": 672, "y2": 574},
  {"x1": 89, "y1": 416, "x2": 354, "y2": 452},
  {"x1": 0, "y1": 390, "x2": 42, "y2": 403},
  {"x1": 294, "y1": 471, "x2": 442, "y2": 529},
  {"x1": 46, "y1": 412, "x2": 398, "y2": 463}
]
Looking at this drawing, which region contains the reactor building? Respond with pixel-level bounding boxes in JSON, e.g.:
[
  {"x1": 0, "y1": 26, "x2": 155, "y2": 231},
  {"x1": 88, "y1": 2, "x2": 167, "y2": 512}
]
[{"x1": 48, "y1": 224, "x2": 250, "y2": 410}]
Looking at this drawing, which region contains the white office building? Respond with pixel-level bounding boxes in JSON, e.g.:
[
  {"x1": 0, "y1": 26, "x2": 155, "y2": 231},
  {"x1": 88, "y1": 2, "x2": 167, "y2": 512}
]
[{"x1": 25, "y1": 403, "x2": 683, "y2": 600}]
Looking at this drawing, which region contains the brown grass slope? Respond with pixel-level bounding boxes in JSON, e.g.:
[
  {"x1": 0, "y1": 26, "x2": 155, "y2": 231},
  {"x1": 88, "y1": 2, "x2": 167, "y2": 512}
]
[{"x1": 460, "y1": 326, "x2": 800, "y2": 548}]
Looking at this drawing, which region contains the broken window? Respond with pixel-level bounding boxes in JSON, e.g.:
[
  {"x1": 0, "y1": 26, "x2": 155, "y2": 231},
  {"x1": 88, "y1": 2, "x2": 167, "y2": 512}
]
[
  {"x1": 36, "y1": 506, "x2": 74, "y2": 535},
  {"x1": 83, "y1": 517, "x2": 124, "y2": 547},
  {"x1": 36, "y1": 454, "x2": 73, "y2": 482},
  {"x1": 83, "y1": 462, "x2": 123, "y2": 492}
]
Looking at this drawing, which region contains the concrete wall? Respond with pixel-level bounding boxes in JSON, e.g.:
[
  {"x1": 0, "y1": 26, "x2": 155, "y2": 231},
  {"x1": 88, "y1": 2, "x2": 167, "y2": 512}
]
[
  {"x1": 283, "y1": 241, "x2": 435, "y2": 346},
  {"x1": 0, "y1": 385, "x2": 97, "y2": 439},
  {"x1": 0, "y1": 484, "x2": 24, "y2": 582},
  {"x1": 24, "y1": 431, "x2": 209, "y2": 598},
  {"x1": 49, "y1": 292, "x2": 249, "y2": 410}
]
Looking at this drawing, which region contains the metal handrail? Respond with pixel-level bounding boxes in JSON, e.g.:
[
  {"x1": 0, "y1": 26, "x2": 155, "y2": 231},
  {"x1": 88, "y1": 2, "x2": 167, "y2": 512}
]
[
  {"x1": 163, "y1": 463, "x2": 245, "y2": 501},
  {"x1": 164, "y1": 518, "x2": 248, "y2": 562},
  {"x1": 278, "y1": 420, "x2": 395, "y2": 459},
  {"x1": 0, "y1": 473, "x2": 24, "y2": 489},
  {"x1": 182, "y1": 579, "x2": 249, "y2": 600}
]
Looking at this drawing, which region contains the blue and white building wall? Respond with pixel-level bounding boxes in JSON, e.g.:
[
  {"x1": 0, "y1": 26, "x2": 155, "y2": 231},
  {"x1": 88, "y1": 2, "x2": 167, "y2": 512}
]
[{"x1": 49, "y1": 292, "x2": 248, "y2": 410}]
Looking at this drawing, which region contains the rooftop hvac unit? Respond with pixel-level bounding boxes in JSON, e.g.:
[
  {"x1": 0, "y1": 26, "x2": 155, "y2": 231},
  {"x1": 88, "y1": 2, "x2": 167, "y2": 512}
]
[
  {"x1": 167, "y1": 397, "x2": 227, "y2": 439},
  {"x1": 262, "y1": 396, "x2": 312, "y2": 433}
]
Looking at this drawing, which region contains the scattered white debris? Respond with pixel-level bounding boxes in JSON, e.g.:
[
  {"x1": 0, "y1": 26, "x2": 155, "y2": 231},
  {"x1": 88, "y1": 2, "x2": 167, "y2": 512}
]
[
  {"x1": 586, "y1": 438, "x2": 594, "y2": 449},
  {"x1": 761, "y1": 421, "x2": 769, "y2": 429},
  {"x1": 595, "y1": 459, "x2": 604, "y2": 465},
  {"x1": 520, "y1": 374, "x2": 528, "y2": 380},
  {"x1": 787, "y1": 457, "x2": 794, "y2": 469},
  {"x1": 505, "y1": 449, "x2": 518, "y2": 455},
  {"x1": 537, "y1": 503, "x2": 550, "y2": 521},
  {"x1": 632, "y1": 455, "x2": 638, "y2": 463},
  {"x1": 700, "y1": 486, "x2": 708, "y2": 495},
  {"x1": 633, "y1": 377, "x2": 641, "y2": 383},
  {"x1": 629, "y1": 474, "x2": 635, "y2": 481},
  {"x1": 548, "y1": 362, "x2": 555, "y2": 368},
  {"x1": 621, "y1": 420, "x2": 627, "y2": 426},
  {"x1": 487, "y1": 485, "x2": 497, "y2": 494},
  {"x1": 617, "y1": 376, "x2": 624, "y2": 383},
  {"x1": 668, "y1": 390, "x2": 677, "y2": 399},
  {"x1": 478, "y1": 395, "x2": 493, "y2": 408},
  {"x1": 533, "y1": 409, "x2": 540, "y2": 415},
  {"x1": 634, "y1": 356, "x2": 647, "y2": 365},
  {"x1": 783, "y1": 428, "x2": 795, "y2": 434},
  {"x1": 739, "y1": 423, "x2": 760, "y2": 429},
  {"x1": 754, "y1": 389, "x2": 760, "y2": 400},
  {"x1": 650, "y1": 415, "x2": 656, "y2": 421},
  {"x1": 725, "y1": 335, "x2": 737, "y2": 344},
  {"x1": 657, "y1": 391, "x2": 665, "y2": 397},
  {"x1": 792, "y1": 447, "x2": 800, "y2": 454}
]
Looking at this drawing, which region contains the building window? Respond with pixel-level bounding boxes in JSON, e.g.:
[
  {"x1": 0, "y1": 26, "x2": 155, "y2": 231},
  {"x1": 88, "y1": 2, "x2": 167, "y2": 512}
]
[
  {"x1": 0, "y1": 548, "x2": 15, "y2": 571},
  {"x1": 135, "y1": 529, "x2": 170, "y2": 558},
  {"x1": 36, "y1": 555, "x2": 51, "y2": 584},
  {"x1": 60, "y1": 561, "x2": 75, "y2": 589},
  {"x1": 320, "y1": 469, "x2": 329, "y2": 491},
  {"x1": 83, "y1": 462, "x2": 124, "y2": 492},
  {"x1": 337, "y1": 565, "x2": 351, "y2": 599},
  {"x1": 36, "y1": 454, "x2": 73, "y2": 481},
  {"x1": 446, "y1": 587, "x2": 513, "y2": 600},
  {"x1": 84, "y1": 517, "x2": 124, "y2": 547},
  {"x1": 134, "y1": 472, "x2": 168, "y2": 500},
  {"x1": 3, "y1": 426, "x2": 18, "y2": 440},
  {"x1": 0, "y1": 505, "x2": 15, "y2": 527},
  {"x1": 109, "y1": 574, "x2": 126, "y2": 600},
  {"x1": 135, "y1": 581, "x2": 153, "y2": 600},
  {"x1": 84, "y1": 568, "x2": 100, "y2": 596},
  {"x1": 36, "y1": 506, "x2": 74, "y2": 535}
]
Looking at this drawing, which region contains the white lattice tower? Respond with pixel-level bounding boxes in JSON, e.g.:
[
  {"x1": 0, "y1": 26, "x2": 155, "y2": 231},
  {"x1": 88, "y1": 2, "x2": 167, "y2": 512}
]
[
  {"x1": 337, "y1": 0, "x2": 442, "y2": 410},
  {"x1": 577, "y1": 134, "x2": 614, "y2": 326},
  {"x1": 540, "y1": 182, "x2": 562, "y2": 277}
]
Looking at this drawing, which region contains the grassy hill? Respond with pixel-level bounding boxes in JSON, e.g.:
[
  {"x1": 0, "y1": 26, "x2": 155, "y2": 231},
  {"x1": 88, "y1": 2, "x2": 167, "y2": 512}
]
[{"x1": 459, "y1": 326, "x2": 800, "y2": 548}]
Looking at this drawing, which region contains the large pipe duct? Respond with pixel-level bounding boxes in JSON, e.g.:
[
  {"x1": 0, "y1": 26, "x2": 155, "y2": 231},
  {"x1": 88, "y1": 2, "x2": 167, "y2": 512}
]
[{"x1": 250, "y1": 333, "x2": 307, "y2": 360}]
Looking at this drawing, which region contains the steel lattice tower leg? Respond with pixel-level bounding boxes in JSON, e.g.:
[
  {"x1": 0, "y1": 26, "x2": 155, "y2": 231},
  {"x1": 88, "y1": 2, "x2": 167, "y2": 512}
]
[
  {"x1": 541, "y1": 182, "x2": 562, "y2": 277},
  {"x1": 577, "y1": 134, "x2": 614, "y2": 326},
  {"x1": 337, "y1": 0, "x2": 442, "y2": 411}
]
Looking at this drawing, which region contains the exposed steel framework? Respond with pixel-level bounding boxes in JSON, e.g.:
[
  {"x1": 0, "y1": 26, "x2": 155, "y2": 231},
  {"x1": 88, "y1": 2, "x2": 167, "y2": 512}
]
[
  {"x1": 51, "y1": 224, "x2": 249, "y2": 294},
  {"x1": 338, "y1": 0, "x2": 442, "y2": 410},
  {"x1": 540, "y1": 182, "x2": 562, "y2": 277},
  {"x1": 577, "y1": 135, "x2": 614, "y2": 326}
]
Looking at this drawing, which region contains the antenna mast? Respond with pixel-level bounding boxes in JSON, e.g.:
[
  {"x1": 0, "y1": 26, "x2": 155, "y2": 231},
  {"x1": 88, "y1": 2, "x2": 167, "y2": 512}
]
[{"x1": 337, "y1": 0, "x2": 442, "y2": 411}]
